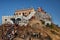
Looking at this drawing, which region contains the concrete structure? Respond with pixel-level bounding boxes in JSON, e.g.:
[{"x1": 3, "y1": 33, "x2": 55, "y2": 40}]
[
  {"x1": 2, "y1": 7, "x2": 52, "y2": 26},
  {"x1": 35, "y1": 7, "x2": 51, "y2": 25},
  {"x1": 2, "y1": 8, "x2": 35, "y2": 26}
]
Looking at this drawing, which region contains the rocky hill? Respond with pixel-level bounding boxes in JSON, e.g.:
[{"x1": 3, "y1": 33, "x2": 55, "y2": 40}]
[
  {"x1": 0, "y1": 19, "x2": 60, "y2": 40},
  {"x1": 0, "y1": 8, "x2": 60, "y2": 40}
]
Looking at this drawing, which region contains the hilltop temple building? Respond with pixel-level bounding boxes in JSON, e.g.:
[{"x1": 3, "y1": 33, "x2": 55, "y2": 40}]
[{"x1": 2, "y1": 7, "x2": 51, "y2": 26}]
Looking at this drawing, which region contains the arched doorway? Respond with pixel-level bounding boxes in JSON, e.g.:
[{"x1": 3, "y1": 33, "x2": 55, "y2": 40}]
[{"x1": 11, "y1": 18, "x2": 15, "y2": 23}]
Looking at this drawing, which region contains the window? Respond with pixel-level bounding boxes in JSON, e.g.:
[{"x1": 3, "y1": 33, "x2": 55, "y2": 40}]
[
  {"x1": 23, "y1": 13, "x2": 24, "y2": 16},
  {"x1": 19, "y1": 13, "x2": 21, "y2": 15},
  {"x1": 23, "y1": 12, "x2": 27, "y2": 17},
  {"x1": 5, "y1": 19, "x2": 7, "y2": 21}
]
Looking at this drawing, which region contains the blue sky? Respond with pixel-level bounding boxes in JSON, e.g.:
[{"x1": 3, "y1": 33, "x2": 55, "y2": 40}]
[{"x1": 0, "y1": 0, "x2": 60, "y2": 26}]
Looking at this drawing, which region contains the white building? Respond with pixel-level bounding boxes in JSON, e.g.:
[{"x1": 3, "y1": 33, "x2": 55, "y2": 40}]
[
  {"x1": 2, "y1": 8, "x2": 35, "y2": 26},
  {"x1": 2, "y1": 8, "x2": 52, "y2": 26}
]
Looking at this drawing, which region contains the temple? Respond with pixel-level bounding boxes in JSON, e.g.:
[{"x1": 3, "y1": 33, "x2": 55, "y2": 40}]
[{"x1": 2, "y1": 7, "x2": 51, "y2": 26}]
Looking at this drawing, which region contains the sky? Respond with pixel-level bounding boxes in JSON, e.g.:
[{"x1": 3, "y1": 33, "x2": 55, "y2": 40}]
[{"x1": 0, "y1": 0, "x2": 60, "y2": 26}]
